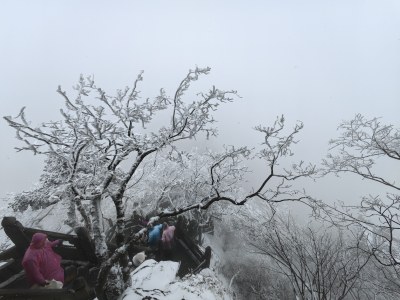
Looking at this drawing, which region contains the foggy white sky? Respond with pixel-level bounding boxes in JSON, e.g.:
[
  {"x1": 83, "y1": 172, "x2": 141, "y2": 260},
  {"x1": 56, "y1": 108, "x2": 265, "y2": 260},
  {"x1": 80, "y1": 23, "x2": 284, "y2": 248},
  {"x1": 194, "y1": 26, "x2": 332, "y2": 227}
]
[{"x1": 1, "y1": 0, "x2": 399, "y2": 208}]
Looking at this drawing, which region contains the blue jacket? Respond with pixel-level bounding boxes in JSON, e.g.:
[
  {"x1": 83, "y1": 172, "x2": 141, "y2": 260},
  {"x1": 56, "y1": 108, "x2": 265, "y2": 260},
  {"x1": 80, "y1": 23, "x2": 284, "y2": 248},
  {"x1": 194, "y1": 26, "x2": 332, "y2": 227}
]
[{"x1": 148, "y1": 224, "x2": 163, "y2": 248}]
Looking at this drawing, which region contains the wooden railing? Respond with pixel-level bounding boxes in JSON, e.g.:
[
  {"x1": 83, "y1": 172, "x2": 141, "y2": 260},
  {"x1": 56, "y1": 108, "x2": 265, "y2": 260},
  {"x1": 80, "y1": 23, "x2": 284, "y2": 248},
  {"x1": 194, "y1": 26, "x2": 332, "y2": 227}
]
[
  {"x1": 0, "y1": 217, "x2": 96, "y2": 300},
  {"x1": 0, "y1": 215, "x2": 212, "y2": 299}
]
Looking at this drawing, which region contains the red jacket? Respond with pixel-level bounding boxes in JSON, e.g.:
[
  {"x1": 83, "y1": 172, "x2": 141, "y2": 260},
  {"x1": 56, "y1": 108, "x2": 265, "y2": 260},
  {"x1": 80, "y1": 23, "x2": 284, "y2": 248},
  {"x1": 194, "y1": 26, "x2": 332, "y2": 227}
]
[{"x1": 22, "y1": 233, "x2": 64, "y2": 286}]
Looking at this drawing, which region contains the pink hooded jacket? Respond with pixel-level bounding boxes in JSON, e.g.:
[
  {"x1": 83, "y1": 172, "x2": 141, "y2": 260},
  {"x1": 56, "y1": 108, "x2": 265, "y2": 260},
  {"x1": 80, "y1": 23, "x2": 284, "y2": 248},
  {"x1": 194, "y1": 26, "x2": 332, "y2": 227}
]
[
  {"x1": 161, "y1": 225, "x2": 176, "y2": 250},
  {"x1": 22, "y1": 233, "x2": 64, "y2": 286}
]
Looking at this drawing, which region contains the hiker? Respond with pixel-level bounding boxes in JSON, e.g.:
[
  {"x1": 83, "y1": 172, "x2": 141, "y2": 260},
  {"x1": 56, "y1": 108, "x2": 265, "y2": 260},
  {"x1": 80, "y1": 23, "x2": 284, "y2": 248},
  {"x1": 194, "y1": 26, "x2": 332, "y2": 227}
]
[
  {"x1": 147, "y1": 223, "x2": 164, "y2": 249},
  {"x1": 161, "y1": 222, "x2": 176, "y2": 260},
  {"x1": 22, "y1": 232, "x2": 64, "y2": 289}
]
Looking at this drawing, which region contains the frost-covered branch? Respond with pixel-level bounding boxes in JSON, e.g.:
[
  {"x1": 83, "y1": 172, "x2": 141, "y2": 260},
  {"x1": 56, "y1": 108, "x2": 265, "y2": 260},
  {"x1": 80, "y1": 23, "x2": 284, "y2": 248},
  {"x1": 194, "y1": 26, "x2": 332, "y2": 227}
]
[
  {"x1": 323, "y1": 114, "x2": 399, "y2": 190},
  {"x1": 319, "y1": 114, "x2": 400, "y2": 268}
]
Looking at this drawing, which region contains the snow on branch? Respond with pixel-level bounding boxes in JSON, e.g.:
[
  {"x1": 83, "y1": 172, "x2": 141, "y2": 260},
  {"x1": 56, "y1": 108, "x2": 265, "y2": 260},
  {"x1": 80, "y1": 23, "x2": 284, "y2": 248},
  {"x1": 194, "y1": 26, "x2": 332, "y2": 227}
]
[{"x1": 323, "y1": 114, "x2": 400, "y2": 190}]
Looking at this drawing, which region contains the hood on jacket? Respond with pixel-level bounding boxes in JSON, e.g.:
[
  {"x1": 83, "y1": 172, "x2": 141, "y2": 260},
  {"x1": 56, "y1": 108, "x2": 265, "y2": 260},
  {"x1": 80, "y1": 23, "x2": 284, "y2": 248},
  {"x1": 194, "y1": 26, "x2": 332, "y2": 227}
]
[{"x1": 30, "y1": 233, "x2": 47, "y2": 249}]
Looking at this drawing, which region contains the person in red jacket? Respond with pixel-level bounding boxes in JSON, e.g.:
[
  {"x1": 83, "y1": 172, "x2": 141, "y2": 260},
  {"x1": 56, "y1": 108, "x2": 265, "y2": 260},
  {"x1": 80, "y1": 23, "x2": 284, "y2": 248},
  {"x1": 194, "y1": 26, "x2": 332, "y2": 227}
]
[{"x1": 22, "y1": 232, "x2": 64, "y2": 288}]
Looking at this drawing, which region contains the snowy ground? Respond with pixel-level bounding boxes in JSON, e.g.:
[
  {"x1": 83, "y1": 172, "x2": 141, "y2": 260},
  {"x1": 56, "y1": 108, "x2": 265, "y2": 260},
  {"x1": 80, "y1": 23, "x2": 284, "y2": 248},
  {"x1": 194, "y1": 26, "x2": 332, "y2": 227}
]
[{"x1": 119, "y1": 259, "x2": 232, "y2": 300}]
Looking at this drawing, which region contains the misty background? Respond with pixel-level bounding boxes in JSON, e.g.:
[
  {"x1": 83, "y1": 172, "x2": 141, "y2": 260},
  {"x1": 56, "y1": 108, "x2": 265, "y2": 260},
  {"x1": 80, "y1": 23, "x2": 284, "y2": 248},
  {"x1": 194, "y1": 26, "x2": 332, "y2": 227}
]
[{"x1": 1, "y1": 0, "x2": 399, "y2": 214}]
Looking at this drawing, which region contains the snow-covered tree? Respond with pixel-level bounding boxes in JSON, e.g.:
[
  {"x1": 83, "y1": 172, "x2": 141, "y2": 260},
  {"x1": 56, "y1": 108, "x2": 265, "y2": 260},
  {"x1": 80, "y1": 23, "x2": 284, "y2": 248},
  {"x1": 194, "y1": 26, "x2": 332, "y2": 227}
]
[
  {"x1": 319, "y1": 115, "x2": 400, "y2": 267},
  {"x1": 4, "y1": 68, "x2": 315, "y2": 299},
  {"x1": 250, "y1": 213, "x2": 371, "y2": 300},
  {"x1": 212, "y1": 199, "x2": 373, "y2": 300},
  {"x1": 9, "y1": 154, "x2": 84, "y2": 228}
]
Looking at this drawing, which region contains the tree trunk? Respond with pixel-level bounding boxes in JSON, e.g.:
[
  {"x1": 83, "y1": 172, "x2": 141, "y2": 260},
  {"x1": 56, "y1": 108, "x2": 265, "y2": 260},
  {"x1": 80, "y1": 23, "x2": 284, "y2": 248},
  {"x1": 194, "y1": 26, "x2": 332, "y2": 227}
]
[
  {"x1": 65, "y1": 191, "x2": 77, "y2": 228},
  {"x1": 90, "y1": 196, "x2": 108, "y2": 260},
  {"x1": 113, "y1": 196, "x2": 131, "y2": 289},
  {"x1": 75, "y1": 195, "x2": 92, "y2": 232},
  {"x1": 92, "y1": 195, "x2": 127, "y2": 300}
]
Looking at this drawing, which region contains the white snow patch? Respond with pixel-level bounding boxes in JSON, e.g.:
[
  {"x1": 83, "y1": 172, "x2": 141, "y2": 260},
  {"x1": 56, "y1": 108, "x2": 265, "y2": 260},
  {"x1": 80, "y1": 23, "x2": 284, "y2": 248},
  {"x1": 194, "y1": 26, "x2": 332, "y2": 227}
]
[
  {"x1": 130, "y1": 259, "x2": 179, "y2": 291},
  {"x1": 119, "y1": 259, "x2": 232, "y2": 300},
  {"x1": 148, "y1": 216, "x2": 160, "y2": 224}
]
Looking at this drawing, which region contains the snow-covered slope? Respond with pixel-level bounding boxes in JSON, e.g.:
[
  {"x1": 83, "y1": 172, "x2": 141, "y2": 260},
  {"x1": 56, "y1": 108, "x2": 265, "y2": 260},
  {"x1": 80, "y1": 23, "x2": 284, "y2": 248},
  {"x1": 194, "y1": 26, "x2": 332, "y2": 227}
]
[{"x1": 120, "y1": 259, "x2": 232, "y2": 300}]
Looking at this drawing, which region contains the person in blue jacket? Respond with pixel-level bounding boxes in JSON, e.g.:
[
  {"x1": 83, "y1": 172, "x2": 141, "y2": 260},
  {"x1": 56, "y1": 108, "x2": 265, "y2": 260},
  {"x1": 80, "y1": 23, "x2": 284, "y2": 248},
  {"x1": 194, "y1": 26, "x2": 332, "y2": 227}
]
[{"x1": 147, "y1": 223, "x2": 164, "y2": 249}]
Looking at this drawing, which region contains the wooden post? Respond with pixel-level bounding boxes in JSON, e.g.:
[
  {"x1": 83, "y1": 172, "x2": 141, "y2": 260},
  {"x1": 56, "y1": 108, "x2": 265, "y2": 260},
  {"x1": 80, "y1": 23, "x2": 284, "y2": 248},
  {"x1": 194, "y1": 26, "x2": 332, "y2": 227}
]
[
  {"x1": 64, "y1": 265, "x2": 77, "y2": 286},
  {"x1": 1, "y1": 217, "x2": 30, "y2": 255},
  {"x1": 74, "y1": 227, "x2": 97, "y2": 264},
  {"x1": 203, "y1": 246, "x2": 211, "y2": 268}
]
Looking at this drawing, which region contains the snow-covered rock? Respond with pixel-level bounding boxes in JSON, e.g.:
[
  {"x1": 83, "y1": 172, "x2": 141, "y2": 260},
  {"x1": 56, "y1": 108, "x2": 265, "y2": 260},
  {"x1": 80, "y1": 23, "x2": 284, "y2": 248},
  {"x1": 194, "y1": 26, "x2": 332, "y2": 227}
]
[
  {"x1": 130, "y1": 259, "x2": 179, "y2": 292},
  {"x1": 120, "y1": 259, "x2": 232, "y2": 300}
]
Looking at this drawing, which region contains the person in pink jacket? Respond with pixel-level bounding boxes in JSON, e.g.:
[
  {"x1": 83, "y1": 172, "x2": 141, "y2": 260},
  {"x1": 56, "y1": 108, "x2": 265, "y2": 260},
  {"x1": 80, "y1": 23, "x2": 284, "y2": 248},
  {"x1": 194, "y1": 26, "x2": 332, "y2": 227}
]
[
  {"x1": 161, "y1": 223, "x2": 176, "y2": 260},
  {"x1": 22, "y1": 232, "x2": 64, "y2": 288}
]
